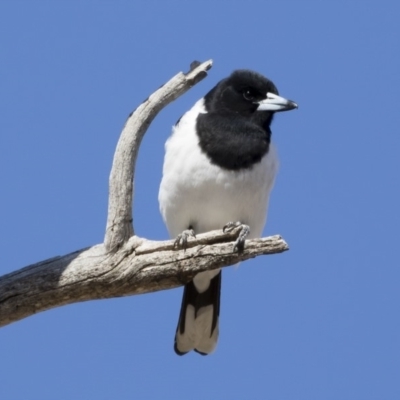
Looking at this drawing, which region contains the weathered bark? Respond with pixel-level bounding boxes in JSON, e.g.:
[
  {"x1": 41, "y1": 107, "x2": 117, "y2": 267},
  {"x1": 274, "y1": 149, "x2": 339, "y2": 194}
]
[
  {"x1": 0, "y1": 60, "x2": 289, "y2": 328},
  {"x1": 0, "y1": 230, "x2": 288, "y2": 327}
]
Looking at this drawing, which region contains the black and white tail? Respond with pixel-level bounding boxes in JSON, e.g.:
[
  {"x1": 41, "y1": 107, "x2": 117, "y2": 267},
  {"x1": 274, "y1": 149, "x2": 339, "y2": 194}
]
[{"x1": 174, "y1": 270, "x2": 221, "y2": 355}]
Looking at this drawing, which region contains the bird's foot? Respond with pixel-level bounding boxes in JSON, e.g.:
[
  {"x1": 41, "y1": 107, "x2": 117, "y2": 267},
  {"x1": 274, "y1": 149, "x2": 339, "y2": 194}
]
[
  {"x1": 223, "y1": 221, "x2": 250, "y2": 252},
  {"x1": 174, "y1": 228, "x2": 196, "y2": 249}
]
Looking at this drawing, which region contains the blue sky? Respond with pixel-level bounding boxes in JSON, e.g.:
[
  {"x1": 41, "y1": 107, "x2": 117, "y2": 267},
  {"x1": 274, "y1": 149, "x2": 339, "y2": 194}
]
[{"x1": 1, "y1": 1, "x2": 399, "y2": 399}]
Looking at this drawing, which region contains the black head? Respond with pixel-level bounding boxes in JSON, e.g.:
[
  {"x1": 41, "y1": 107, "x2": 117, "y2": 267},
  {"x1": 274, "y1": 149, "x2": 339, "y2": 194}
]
[
  {"x1": 196, "y1": 69, "x2": 297, "y2": 171},
  {"x1": 204, "y1": 69, "x2": 297, "y2": 118}
]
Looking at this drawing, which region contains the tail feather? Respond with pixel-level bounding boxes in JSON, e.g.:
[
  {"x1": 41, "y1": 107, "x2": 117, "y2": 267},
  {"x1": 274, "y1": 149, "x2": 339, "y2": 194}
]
[{"x1": 174, "y1": 271, "x2": 221, "y2": 355}]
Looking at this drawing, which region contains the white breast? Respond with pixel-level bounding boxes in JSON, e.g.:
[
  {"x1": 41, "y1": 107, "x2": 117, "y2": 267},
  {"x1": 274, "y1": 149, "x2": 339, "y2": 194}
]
[{"x1": 158, "y1": 99, "x2": 279, "y2": 239}]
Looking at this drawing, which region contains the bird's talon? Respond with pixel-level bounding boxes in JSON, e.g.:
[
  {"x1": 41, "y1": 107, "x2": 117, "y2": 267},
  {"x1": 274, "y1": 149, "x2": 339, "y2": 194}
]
[
  {"x1": 223, "y1": 222, "x2": 250, "y2": 253},
  {"x1": 223, "y1": 221, "x2": 241, "y2": 233},
  {"x1": 174, "y1": 228, "x2": 196, "y2": 249}
]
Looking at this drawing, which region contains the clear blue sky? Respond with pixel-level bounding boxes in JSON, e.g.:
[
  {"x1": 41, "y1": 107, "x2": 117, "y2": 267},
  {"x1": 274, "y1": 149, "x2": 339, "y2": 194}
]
[{"x1": 1, "y1": 2, "x2": 399, "y2": 399}]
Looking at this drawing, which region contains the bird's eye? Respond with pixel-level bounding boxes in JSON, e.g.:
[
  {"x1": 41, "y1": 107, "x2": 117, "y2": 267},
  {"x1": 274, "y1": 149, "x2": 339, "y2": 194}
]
[{"x1": 243, "y1": 89, "x2": 256, "y2": 101}]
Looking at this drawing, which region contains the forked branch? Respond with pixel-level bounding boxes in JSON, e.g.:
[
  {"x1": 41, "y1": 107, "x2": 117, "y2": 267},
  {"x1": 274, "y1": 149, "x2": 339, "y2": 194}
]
[{"x1": 0, "y1": 60, "x2": 289, "y2": 328}]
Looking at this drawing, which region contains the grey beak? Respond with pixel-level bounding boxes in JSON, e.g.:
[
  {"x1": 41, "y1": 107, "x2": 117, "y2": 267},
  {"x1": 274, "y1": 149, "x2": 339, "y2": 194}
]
[{"x1": 256, "y1": 92, "x2": 298, "y2": 112}]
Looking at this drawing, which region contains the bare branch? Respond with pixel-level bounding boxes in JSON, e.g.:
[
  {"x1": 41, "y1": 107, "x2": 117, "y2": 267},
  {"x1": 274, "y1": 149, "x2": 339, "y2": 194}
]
[
  {"x1": 0, "y1": 230, "x2": 288, "y2": 327},
  {"x1": 105, "y1": 60, "x2": 213, "y2": 252},
  {"x1": 0, "y1": 61, "x2": 290, "y2": 330}
]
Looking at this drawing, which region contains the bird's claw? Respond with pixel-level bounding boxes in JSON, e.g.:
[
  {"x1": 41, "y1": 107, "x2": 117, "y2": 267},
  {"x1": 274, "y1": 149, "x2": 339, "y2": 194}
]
[
  {"x1": 174, "y1": 228, "x2": 196, "y2": 249},
  {"x1": 223, "y1": 221, "x2": 250, "y2": 252}
]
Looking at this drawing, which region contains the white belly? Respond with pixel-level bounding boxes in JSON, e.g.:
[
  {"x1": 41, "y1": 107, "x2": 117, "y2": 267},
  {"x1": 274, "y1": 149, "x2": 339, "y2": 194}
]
[{"x1": 158, "y1": 100, "x2": 279, "y2": 239}]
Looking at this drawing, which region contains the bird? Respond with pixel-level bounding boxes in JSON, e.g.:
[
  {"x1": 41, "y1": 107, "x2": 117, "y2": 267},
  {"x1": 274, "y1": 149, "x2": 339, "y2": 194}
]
[{"x1": 158, "y1": 69, "x2": 297, "y2": 355}]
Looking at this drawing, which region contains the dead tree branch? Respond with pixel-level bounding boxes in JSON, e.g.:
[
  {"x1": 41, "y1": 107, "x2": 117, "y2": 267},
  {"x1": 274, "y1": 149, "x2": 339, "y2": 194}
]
[
  {"x1": 0, "y1": 230, "x2": 288, "y2": 327},
  {"x1": 0, "y1": 60, "x2": 289, "y2": 328}
]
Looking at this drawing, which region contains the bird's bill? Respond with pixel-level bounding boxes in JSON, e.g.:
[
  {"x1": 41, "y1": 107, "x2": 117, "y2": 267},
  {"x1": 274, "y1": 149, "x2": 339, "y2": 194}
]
[{"x1": 256, "y1": 92, "x2": 298, "y2": 112}]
